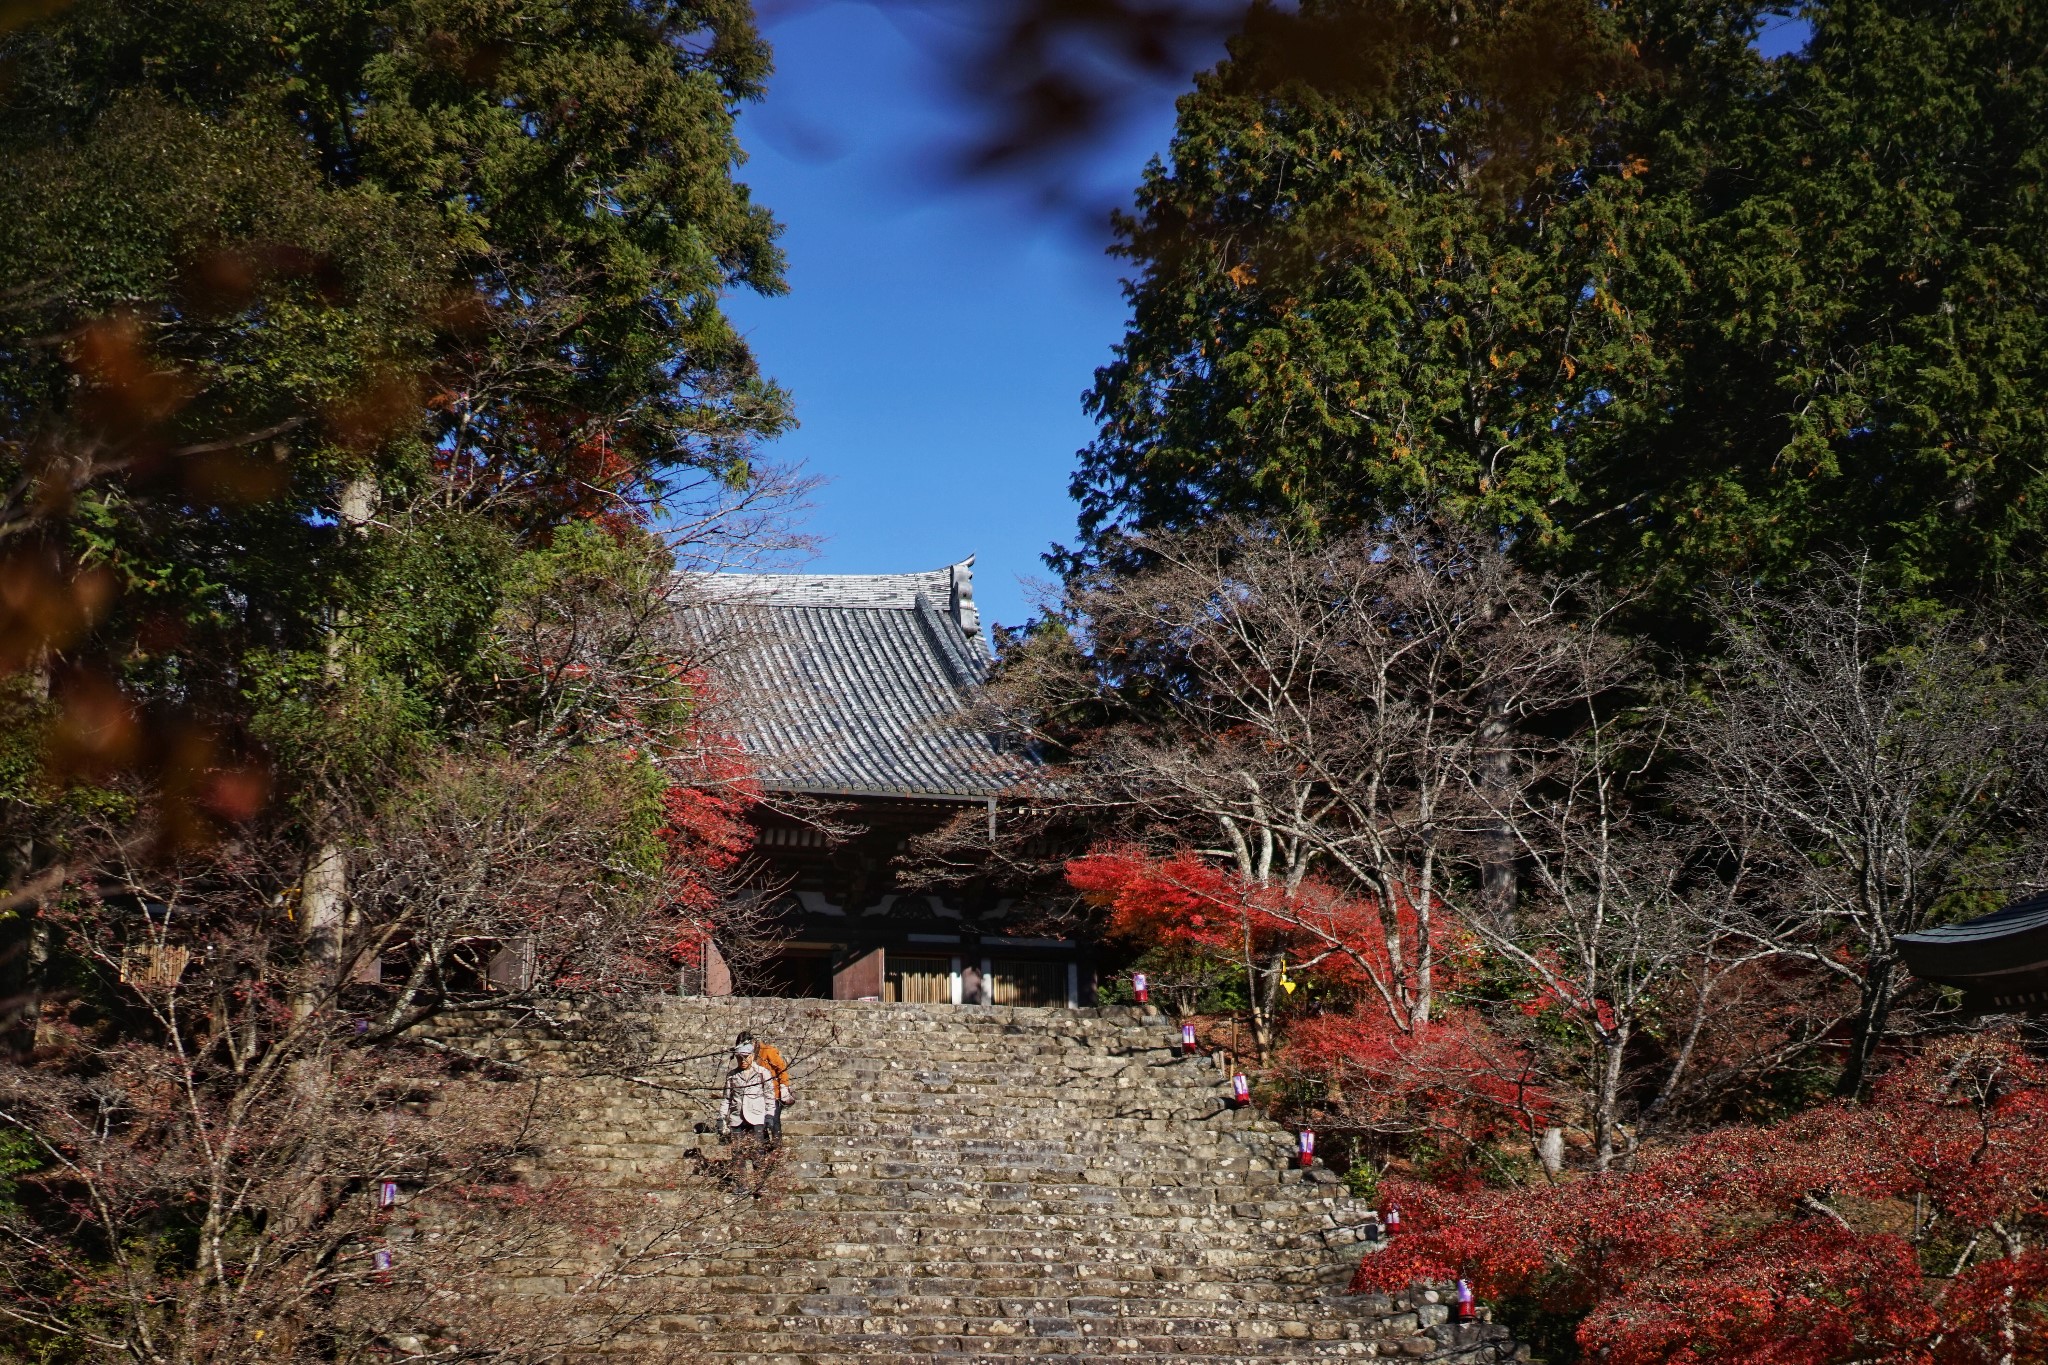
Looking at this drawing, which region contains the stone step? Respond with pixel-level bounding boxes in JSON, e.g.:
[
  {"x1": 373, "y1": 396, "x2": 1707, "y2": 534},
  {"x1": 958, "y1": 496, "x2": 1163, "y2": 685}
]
[
  {"x1": 668, "y1": 1331, "x2": 1406, "y2": 1358},
  {"x1": 505, "y1": 998, "x2": 1521, "y2": 1363},
  {"x1": 682, "y1": 1260, "x2": 1354, "y2": 1288}
]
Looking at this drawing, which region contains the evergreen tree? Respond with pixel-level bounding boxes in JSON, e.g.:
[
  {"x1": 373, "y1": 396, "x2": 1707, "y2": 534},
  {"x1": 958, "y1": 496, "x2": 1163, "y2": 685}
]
[
  {"x1": 0, "y1": 0, "x2": 793, "y2": 844},
  {"x1": 1073, "y1": 0, "x2": 2048, "y2": 609}
]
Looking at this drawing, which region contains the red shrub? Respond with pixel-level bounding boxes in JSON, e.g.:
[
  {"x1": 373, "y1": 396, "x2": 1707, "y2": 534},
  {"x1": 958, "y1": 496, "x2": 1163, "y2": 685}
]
[
  {"x1": 1355, "y1": 1034, "x2": 2048, "y2": 1364},
  {"x1": 1284, "y1": 1007, "x2": 1549, "y2": 1145}
]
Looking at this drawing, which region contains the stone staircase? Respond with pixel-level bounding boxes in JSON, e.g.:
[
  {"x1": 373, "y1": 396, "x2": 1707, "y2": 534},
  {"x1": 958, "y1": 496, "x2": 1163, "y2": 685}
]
[{"x1": 532, "y1": 999, "x2": 1522, "y2": 1364}]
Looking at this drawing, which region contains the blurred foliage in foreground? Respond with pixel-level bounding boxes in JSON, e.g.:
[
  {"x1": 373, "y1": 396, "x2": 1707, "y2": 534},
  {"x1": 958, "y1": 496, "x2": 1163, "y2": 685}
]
[{"x1": 0, "y1": 2, "x2": 798, "y2": 1359}]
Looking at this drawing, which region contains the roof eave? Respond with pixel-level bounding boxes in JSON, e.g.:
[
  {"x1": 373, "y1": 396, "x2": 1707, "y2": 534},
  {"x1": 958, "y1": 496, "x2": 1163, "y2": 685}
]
[{"x1": 756, "y1": 782, "x2": 1014, "y2": 804}]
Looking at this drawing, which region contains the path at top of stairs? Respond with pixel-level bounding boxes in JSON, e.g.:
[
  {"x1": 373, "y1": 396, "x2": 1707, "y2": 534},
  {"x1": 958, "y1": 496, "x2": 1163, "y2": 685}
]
[{"x1": 521, "y1": 999, "x2": 1524, "y2": 1365}]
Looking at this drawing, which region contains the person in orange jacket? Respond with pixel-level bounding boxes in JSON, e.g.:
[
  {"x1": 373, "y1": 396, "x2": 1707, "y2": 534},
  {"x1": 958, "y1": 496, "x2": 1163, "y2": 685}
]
[
  {"x1": 719, "y1": 1043, "x2": 777, "y2": 1152},
  {"x1": 735, "y1": 1031, "x2": 790, "y2": 1140}
]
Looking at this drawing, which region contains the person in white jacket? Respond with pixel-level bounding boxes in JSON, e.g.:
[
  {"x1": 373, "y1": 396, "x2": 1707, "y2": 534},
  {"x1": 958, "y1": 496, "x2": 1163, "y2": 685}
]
[{"x1": 721, "y1": 1042, "x2": 779, "y2": 1147}]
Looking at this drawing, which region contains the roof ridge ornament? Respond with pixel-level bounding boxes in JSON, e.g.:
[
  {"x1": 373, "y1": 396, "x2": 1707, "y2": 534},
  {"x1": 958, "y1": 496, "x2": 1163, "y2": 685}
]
[{"x1": 949, "y1": 554, "x2": 979, "y2": 638}]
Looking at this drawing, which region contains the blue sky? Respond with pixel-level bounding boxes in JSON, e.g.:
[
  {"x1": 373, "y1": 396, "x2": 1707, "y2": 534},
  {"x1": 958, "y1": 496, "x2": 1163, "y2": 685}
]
[{"x1": 725, "y1": 2, "x2": 1193, "y2": 636}]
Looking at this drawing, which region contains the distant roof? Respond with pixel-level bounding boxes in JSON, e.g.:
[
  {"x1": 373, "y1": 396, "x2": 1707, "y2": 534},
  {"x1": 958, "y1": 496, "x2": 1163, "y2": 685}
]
[
  {"x1": 680, "y1": 558, "x2": 1022, "y2": 801},
  {"x1": 1899, "y1": 893, "x2": 2048, "y2": 953},
  {"x1": 1898, "y1": 891, "x2": 2048, "y2": 1013}
]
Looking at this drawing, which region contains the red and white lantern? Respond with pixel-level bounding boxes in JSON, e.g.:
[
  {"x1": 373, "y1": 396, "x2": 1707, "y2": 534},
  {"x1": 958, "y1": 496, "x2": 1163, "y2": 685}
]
[
  {"x1": 1455, "y1": 1279, "x2": 1476, "y2": 1321},
  {"x1": 372, "y1": 1247, "x2": 393, "y2": 1282},
  {"x1": 1385, "y1": 1204, "x2": 1402, "y2": 1233},
  {"x1": 1231, "y1": 1073, "x2": 1251, "y2": 1106},
  {"x1": 1297, "y1": 1128, "x2": 1315, "y2": 1167},
  {"x1": 1132, "y1": 972, "x2": 1149, "y2": 1003},
  {"x1": 1181, "y1": 1021, "x2": 1198, "y2": 1055},
  {"x1": 379, "y1": 1180, "x2": 398, "y2": 1209}
]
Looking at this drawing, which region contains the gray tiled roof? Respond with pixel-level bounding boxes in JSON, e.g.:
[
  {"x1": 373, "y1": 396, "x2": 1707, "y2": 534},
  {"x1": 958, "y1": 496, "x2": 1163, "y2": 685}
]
[{"x1": 680, "y1": 558, "x2": 1021, "y2": 800}]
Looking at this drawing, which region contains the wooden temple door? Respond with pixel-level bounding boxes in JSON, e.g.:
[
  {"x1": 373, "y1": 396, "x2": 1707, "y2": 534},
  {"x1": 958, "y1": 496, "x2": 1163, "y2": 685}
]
[{"x1": 832, "y1": 947, "x2": 885, "y2": 1001}]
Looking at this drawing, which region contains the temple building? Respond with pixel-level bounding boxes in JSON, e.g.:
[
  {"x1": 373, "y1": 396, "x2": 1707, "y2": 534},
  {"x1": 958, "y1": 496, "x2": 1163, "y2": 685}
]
[
  {"x1": 683, "y1": 558, "x2": 1087, "y2": 1006},
  {"x1": 1897, "y1": 892, "x2": 2048, "y2": 1013}
]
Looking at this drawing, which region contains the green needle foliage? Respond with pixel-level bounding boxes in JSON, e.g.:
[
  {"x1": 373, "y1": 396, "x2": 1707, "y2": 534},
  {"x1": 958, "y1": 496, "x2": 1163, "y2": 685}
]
[
  {"x1": 1072, "y1": 0, "x2": 2048, "y2": 619},
  {"x1": 0, "y1": 0, "x2": 793, "y2": 836}
]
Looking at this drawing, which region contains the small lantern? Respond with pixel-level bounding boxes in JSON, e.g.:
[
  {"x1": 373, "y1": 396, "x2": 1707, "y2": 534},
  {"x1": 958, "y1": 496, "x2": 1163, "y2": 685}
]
[
  {"x1": 1297, "y1": 1128, "x2": 1315, "y2": 1167},
  {"x1": 372, "y1": 1247, "x2": 393, "y2": 1281},
  {"x1": 1385, "y1": 1204, "x2": 1402, "y2": 1233},
  {"x1": 378, "y1": 1180, "x2": 398, "y2": 1209},
  {"x1": 1231, "y1": 1073, "x2": 1251, "y2": 1106},
  {"x1": 1132, "y1": 972, "x2": 1149, "y2": 1004},
  {"x1": 1181, "y1": 1021, "x2": 1198, "y2": 1055},
  {"x1": 1455, "y1": 1278, "x2": 1476, "y2": 1321}
]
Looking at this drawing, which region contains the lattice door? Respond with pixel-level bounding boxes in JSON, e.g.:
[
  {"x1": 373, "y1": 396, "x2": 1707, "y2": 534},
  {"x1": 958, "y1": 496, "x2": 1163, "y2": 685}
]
[{"x1": 887, "y1": 956, "x2": 953, "y2": 1004}]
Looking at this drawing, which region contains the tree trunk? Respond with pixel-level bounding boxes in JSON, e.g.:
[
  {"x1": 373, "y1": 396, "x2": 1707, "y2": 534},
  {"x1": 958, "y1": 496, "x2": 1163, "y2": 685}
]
[
  {"x1": 1836, "y1": 954, "x2": 1897, "y2": 1100},
  {"x1": 23, "y1": 918, "x2": 52, "y2": 1048},
  {"x1": 293, "y1": 476, "x2": 375, "y2": 1017},
  {"x1": 1248, "y1": 952, "x2": 1285, "y2": 1061},
  {"x1": 11, "y1": 651, "x2": 53, "y2": 1047},
  {"x1": 337, "y1": 476, "x2": 377, "y2": 532},
  {"x1": 296, "y1": 841, "x2": 347, "y2": 1016},
  {"x1": 1477, "y1": 694, "x2": 1519, "y2": 927},
  {"x1": 1412, "y1": 860, "x2": 1436, "y2": 1028},
  {"x1": 1592, "y1": 1023, "x2": 1630, "y2": 1172}
]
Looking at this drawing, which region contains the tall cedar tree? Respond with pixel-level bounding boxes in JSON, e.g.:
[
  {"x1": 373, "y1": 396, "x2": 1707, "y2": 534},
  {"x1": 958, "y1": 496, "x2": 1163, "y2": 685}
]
[
  {"x1": 1073, "y1": 0, "x2": 2048, "y2": 611},
  {"x1": 0, "y1": 0, "x2": 792, "y2": 851}
]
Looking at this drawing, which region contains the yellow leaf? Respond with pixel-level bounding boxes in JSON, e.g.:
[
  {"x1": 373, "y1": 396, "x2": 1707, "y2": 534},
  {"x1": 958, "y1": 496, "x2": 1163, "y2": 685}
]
[{"x1": 1227, "y1": 262, "x2": 1257, "y2": 289}]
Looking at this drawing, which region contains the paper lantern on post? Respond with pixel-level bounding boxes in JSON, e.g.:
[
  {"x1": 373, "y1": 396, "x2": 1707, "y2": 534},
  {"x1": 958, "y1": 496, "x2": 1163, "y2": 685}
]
[
  {"x1": 1297, "y1": 1128, "x2": 1315, "y2": 1167},
  {"x1": 1132, "y1": 972, "x2": 1148, "y2": 1004},
  {"x1": 1181, "y1": 1021, "x2": 1198, "y2": 1055},
  {"x1": 378, "y1": 1180, "x2": 398, "y2": 1209},
  {"x1": 1455, "y1": 1279, "x2": 1476, "y2": 1321},
  {"x1": 372, "y1": 1247, "x2": 393, "y2": 1283},
  {"x1": 1231, "y1": 1073, "x2": 1251, "y2": 1106},
  {"x1": 1385, "y1": 1204, "x2": 1402, "y2": 1233}
]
